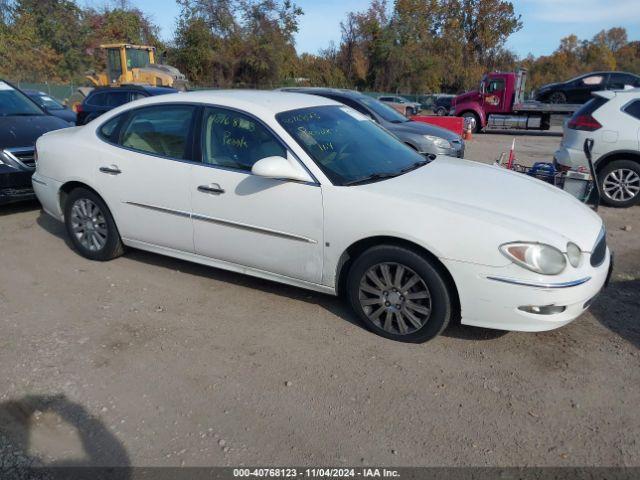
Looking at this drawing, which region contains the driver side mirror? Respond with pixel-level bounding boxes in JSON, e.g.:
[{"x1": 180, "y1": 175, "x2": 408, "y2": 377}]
[{"x1": 251, "y1": 156, "x2": 313, "y2": 183}]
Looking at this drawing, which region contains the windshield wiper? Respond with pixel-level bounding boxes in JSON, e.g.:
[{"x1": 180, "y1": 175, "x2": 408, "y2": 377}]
[
  {"x1": 388, "y1": 118, "x2": 409, "y2": 123},
  {"x1": 343, "y1": 172, "x2": 399, "y2": 186},
  {"x1": 5, "y1": 112, "x2": 44, "y2": 117},
  {"x1": 399, "y1": 159, "x2": 430, "y2": 174}
]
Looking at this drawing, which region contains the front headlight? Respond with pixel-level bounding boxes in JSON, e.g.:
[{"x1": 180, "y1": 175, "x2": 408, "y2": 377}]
[
  {"x1": 500, "y1": 242, "x2": 566, "y2": 275},
  {"x1": 423, "y1": 135, "x2": 451, "y2": 149},
  {"x1": 566, "y1": 242, "x2": 581, "y2": 267}
]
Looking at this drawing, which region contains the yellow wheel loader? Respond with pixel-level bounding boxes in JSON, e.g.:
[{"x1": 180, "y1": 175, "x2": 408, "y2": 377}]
[{"x1": 86, "y1": 44, "x2": 188, "y2": 90}]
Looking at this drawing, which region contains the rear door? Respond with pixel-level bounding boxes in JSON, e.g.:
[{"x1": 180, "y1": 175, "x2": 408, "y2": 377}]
[
  {"x1": 622, "y1": 99, "x2": 640, "y2": 150},
  {"x1": 95, "y1": 104, "x2": 198, "y2": 252}
]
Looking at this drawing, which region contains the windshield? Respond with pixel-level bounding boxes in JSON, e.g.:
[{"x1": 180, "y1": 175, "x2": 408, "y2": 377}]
[
  {"x1": 32, "y1": 93, "x2": 65, "y2": 110},
  {"x1": 0, "y1": 81, "x2": 44, "y2": 116},
  {"x1": 358, "y1": 96, "x2": 409, "y2": 123},
  {"x1": 126, "y1": 49, "x2": 151, "y2": 69},
  {"x1": 277, "y1": 106, "x2": 428, "y2": 186}
]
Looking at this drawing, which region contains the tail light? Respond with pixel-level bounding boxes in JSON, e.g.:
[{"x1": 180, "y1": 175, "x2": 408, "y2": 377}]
[
  {"x1": 73, "y1": 103, "x2": 83, "y2": 114},
  {"x1": 568, "y1": 114, "x2": 601, "y2": 131}
]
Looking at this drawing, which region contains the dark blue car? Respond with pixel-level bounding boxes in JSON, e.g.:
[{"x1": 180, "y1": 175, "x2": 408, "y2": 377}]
[
  {"x1": 24, "y1": 89, "x2": 77, "y2": 125},
  {"x1": 76, "y1": 85, "x2": 178, "y2": 126}
]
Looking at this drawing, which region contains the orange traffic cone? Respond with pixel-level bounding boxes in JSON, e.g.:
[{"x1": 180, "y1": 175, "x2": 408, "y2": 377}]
[{"x1": 463, "y1": 122, "x2": 473, "y2": 141}]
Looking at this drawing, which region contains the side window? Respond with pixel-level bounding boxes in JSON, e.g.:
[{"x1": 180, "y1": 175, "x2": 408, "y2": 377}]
[
  {"x1": 379, "y1": 97, "x2": 392, "y2": 102},
  {"x1": 98, "y1": 114, "x2": 122, "y2": 142},
  {"x1": 610, "y1": 74, "x2": 640, "y2": 89},
  {"x1": 581, "y1": 75, "x2": 604, "y2": 86},
  {"x1": 88, "y1": 92, "x2": 107, "y2": 107},
  {"x1": 120, "y1": 105, "x2": 195, "y2": 159},
  {"x1": 623, "y1": 100, "x2": 640, "y2": 121},
  {"x1": 105, "y1": 91, "x2": 129, "y2": 107},
  {"x1": 332, "y1": 97, "x2": 375, "y2": 120},
  {"x1": 486, "y1": 79, "x2": 505, "y2": 93},
  {"x1": 201, "y1": 107, "x2": 286, "y2": 172}
]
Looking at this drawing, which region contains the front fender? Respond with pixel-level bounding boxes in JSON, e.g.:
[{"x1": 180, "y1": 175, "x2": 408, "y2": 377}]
[{"x1": 455, "y1": 103, "x2": 486, "y2": 127}]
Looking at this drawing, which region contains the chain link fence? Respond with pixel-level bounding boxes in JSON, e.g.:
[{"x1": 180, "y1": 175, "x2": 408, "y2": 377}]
[{"x1": 11, "y1": 81, "x2": 450, "y2": 112}]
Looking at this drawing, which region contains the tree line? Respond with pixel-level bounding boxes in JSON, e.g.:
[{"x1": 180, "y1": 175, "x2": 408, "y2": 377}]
[{"x1": 1, "y1": 0, "x2": 639, "y2": 94}]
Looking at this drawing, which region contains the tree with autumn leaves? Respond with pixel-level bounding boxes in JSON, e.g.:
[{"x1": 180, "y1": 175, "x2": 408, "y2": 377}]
[{"x1": 0, "y1": 0, "x2": 639, "y2": 94}]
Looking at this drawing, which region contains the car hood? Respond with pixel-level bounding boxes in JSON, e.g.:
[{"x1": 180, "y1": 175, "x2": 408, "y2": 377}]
[
  {"x1": 362, "y1": 156, "x2": 603, "y2": 250},
  {"x1": 0, "y1": 115, "x2": 70, "y2": 149},
  {"x1": 452, "y1": 90, "x2": 479, "y2": 106},
  {"x1": 388, "y1": 120, "x2": 460, "y2": 141},
  {"x1": 51, "y1": 109, "x2": 77, "y2": 124},
  {"x1": 537, "y1": 82, "x2": 562, "y2": 92}
]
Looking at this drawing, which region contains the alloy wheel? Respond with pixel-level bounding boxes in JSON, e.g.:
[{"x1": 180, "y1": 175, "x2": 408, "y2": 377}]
[
  {"x1": 70, "y1": 198, "x2": 108, "y2": 251},
  {"x1": 358, "y1": 262, "x2": 432, "y2": 335},
  {"x1": 603, "y1": 168, "x2": 640, "y2": 203}
]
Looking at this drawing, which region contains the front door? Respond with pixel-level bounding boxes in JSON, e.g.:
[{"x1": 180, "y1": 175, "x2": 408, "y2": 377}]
[
  {"x1": 190, "y1": 106, "x2": 324, "y2": 283},
  {"x1": 95, "y1": 104, "x2": 198, "y2": 252},
  {"x1": 482, "y1": 76, "x2": 506, "y2": 115},
  {"x1": 571, "y1": 74, "x2": 608, "y2": 103}
]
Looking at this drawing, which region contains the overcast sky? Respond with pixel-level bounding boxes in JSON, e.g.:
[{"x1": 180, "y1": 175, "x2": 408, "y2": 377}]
[{"x1": 82, "y1": 0, "x2": 640, "y2": 57}]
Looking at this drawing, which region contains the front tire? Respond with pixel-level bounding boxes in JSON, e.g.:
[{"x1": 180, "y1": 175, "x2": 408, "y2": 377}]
[
  {"x1": 346, "y1": 245, "x2": 453, "y2": 343},
  {"x1": 64, "y1": 188, "x2": 125, "y2": 261},
  {"x1": 599, "y1": 160, "x2": 640, "y2": 208},
  {"x1": 461, "y1": 111, "x2": 480, "y2": 133},
  {"x1": 548, "y1": 92, "x2": 567, "y2": 104}
]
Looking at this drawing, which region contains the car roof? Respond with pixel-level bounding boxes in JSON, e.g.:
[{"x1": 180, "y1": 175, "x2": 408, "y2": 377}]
[
  {"x1": 594, "y1": 87, "x2": 640, "y2": 99},
  {"x1": 90, "y1": 85, "x2": 177, "y2": 95},
  {"x1": 278, "y1": 87, "x2": 367, "y2": 100},
  {"x1": 104, "y1": 89, "x2": 340, "y2": 116}
]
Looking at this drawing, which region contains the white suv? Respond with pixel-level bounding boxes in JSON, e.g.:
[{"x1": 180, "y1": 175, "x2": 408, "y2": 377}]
[{"x1": 554, "y1": 88, "x2": 640, "y2": 208}]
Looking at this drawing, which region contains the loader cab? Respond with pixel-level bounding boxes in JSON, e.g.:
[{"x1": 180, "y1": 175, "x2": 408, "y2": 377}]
[{"x1": 103, "y1": 44, "x2": 155, "y2": 84}]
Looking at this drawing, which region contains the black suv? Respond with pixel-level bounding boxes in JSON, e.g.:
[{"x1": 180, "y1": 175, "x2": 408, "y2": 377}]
[
  {"x1": 76, "y1": 85, "x2": 177, "y2": 126},
  {"x1": 1, "y1": 79, "x2": 70, "y2": 205}
]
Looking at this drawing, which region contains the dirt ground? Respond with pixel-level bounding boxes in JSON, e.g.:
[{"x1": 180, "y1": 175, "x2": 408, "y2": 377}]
[{"x1": 0, "y1": 128, "x2": 638, "y2": 470}]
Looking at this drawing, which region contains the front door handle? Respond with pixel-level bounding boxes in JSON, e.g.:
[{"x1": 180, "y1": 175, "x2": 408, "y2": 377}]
[
  {"x1": 99, "y1": 165, "x2": 122, "y2": 175},
  {"x1": 198, "y1": 184, "x2": 225, "y2": 195}
]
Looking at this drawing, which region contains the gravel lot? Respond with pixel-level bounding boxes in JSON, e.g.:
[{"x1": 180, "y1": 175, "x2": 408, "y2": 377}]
[{"x1": 1, "y1": 128, "x2": 638, "y2": 469}]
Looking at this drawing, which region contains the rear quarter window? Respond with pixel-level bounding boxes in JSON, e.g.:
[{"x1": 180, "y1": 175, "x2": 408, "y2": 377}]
[
  {"x1": 623, "y1": 100, "x2": 640, "y2": 120},
  {"x1": 572, "y1": 97, "x2": 608, "y2": 118}
]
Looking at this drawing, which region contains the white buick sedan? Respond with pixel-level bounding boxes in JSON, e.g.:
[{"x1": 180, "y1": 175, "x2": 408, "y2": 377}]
[{"x1": 33, "y1": 91, "x2": 612, "y2": 342}]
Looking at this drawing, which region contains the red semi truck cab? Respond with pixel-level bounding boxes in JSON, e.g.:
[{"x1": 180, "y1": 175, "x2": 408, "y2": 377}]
[{"x1": 451, "y1": 69, "x2": 580, "y2": 132}]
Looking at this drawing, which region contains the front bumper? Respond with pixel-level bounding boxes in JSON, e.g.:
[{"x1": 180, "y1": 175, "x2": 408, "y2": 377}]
[
  {"x1": 422, "y1": 141, "x2": 465, "y2": 159},
  {"x1": 443, "y1": 251, "x2": 611, "y2": 332},
  {"x1": 0, "y1": 164, "x2": 35, "y2": 205}
]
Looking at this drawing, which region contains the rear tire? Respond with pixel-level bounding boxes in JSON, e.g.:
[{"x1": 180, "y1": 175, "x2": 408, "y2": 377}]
[
  {"x1": 598, "y1": 160, "x2": 640, "y2": 208},
  {"x1": 64, "y1": 188, "x2": 125, "y2": 261},
  {"x1": 346, "y1": 245, "x2": 452, "y2": 343}
]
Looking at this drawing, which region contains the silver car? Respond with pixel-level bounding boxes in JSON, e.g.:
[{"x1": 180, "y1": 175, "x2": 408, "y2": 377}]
[{"x1": 280, "y1": 88, "x2": 464, "y2": 158}]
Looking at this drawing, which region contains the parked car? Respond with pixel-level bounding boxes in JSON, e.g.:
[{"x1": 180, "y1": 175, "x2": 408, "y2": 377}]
[
  {"x1": 280, "y1": 88, "x2": 464, "y2": 158},
  {"x1": 23, "y1": 89, "x2": 77, "y2": 124},
  {"x1": 433, "y1": 95, "x2": 454, "y2": 116},
  {"x1": 0, "y1": 79, "x2": 70, "y2": 205},
  {"x1": 76, "y1": 85, "x2": 177, "y2": 125},
  {"x1": 33, "y1": 90, "x2": 611, "y2": 342},
  {"x1": 535, "y1": 71, "x2": 640, "y2": 104},
  {"x1": 377, "y1": 95, "x2": 421, "y2": 116},
  {"x1": 554, "y1": 88, "x2": 640, "y2": 208}
]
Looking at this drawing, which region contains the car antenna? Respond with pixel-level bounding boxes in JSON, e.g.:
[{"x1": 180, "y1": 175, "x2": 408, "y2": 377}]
[{"x1": 583, "y1": 138, "x2": 600, "y2": 211}]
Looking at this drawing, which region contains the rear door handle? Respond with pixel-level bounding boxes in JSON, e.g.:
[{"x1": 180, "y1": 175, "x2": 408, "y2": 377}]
[
  {"x1": 99, "y1": 165, "x2": 122, "y2": 175},
  {"x1": 198, "y1": 184, "x2": 225, "y2": 195}
]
